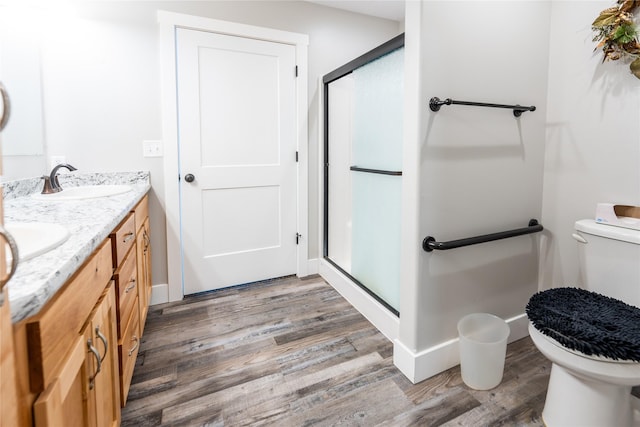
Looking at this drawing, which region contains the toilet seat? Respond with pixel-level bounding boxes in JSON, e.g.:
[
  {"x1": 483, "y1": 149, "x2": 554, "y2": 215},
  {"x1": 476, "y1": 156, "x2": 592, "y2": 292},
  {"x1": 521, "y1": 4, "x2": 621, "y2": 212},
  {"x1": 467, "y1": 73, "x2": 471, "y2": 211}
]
[
  {"x1": 529, "y1": 324, "x2": 640, "y2": 386},
  {"x1": 543, "y1": 331, "x2": 637, "y2": 364},
  {"x1": 527, "y1": 287, "x2": 640, "y2": 362}
]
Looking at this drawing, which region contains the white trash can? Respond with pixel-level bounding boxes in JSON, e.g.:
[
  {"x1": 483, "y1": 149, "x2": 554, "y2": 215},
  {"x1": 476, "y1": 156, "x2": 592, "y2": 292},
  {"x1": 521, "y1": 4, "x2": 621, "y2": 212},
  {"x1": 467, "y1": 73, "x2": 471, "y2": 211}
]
[{"x1": 457, "y1": 313, "x2": 510, "y2": 390}]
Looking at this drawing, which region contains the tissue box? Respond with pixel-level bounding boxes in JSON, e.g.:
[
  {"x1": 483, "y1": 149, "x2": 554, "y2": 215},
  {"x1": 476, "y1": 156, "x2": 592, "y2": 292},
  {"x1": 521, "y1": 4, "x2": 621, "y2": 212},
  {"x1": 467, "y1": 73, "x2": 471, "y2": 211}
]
[{"x1": 595, "y1": 203, "x2": 640, "y2": 230}]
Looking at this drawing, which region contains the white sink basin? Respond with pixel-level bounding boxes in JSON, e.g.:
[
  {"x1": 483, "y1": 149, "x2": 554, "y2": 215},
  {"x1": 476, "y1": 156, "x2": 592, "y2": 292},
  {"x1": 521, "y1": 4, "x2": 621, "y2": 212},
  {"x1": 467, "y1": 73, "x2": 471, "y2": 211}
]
[
  {"x1": 32, "y1": 184, "x2": 132, "y2": 201},
  {"x1": 5, "y1": 222, "x2": 70, "y2": 262}
]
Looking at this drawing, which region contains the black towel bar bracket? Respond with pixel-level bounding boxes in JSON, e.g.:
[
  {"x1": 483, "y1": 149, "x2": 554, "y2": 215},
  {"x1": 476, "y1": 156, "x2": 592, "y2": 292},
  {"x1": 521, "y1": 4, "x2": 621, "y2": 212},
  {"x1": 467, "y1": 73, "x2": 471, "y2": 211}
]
[
  {"x1": 429, "y1": 97, "x2": 536, "y2": 117},
  {"x1": 423, "y1": 219, "x2": 543, "y2": 252}
]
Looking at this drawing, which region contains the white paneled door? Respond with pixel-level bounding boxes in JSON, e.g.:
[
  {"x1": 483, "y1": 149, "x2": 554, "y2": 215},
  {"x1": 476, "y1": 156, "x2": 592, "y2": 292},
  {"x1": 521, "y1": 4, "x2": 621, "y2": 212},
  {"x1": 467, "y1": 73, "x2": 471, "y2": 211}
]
[{"x1": 176, "y1": 28, "x2": 298, "y2": 294}]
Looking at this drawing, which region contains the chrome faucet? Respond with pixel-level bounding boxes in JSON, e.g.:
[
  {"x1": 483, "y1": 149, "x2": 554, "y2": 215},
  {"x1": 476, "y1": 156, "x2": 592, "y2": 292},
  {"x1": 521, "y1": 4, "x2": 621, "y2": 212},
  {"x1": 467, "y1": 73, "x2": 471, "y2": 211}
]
[{"x1": 48, "y1": 163, "x2": 77, "y2": 192}]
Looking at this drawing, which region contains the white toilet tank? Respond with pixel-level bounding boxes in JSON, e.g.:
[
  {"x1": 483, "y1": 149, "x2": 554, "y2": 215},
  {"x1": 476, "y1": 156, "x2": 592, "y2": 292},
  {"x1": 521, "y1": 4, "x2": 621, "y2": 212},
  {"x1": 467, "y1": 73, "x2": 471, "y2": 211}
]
[{"x1": 574, "y1": 219, "x2": 640, "y2": 307}]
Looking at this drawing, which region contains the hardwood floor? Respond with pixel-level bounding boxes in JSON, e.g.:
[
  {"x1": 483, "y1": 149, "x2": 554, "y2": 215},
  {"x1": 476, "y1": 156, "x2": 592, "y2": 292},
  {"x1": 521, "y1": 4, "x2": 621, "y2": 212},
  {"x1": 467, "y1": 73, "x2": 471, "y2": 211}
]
[{"x1": 122, "y1": 275, "x2": 551, "y2": 426}]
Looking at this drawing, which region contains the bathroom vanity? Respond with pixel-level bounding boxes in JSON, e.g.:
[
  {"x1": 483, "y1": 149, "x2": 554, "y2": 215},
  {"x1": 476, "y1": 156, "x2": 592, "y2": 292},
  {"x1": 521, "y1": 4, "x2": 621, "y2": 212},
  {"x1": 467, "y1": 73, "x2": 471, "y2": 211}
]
[{"x1": 3, "y1": 172, "x2": 151, "y2": 426}]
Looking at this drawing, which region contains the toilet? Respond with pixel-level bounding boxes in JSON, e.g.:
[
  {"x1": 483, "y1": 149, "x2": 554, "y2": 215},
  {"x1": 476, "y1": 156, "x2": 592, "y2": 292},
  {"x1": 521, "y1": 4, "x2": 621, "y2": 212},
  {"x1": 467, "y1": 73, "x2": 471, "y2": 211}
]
[{"x1": 527, "y1": 219, "x2": 640, "y2": 427}]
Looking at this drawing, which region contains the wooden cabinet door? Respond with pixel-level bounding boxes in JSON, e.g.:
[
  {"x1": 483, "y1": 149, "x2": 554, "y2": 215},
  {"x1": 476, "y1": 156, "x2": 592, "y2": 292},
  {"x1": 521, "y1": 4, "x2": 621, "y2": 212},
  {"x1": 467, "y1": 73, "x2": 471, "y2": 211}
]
[
  {"x1": 33, "y1": 335, "x2": 90, "y2": 427},
  {"x1": 136, "y1": 218, "x2": 151, "y2": 332},
  {"x1": 143, "y1": 219, "x2": 152, "y2": 305},
  {"x1": 88, "y1": 284, "x2": 120, "y2": 427},
  {"x1": 33, "y1": 285, "x2": 120, "y2": 427},
  {"x1": 118, "y1": 300, "x2": 140, "y2": 407}
]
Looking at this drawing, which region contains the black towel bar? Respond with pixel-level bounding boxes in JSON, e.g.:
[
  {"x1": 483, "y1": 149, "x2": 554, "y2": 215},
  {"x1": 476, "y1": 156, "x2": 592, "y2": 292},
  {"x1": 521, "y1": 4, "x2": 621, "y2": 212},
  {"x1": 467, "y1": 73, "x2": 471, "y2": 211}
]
[
  {"x1": 423, "y1": 219, "x2": 543, "y2": 252},
  {"x1": 429, "y1": 97, "x2": 536, "y2": 117}
]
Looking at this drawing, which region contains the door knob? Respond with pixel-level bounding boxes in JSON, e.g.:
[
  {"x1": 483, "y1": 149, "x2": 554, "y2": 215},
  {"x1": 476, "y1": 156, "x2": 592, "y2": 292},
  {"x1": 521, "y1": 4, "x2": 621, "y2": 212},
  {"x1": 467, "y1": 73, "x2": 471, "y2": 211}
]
[{"x1": 184, "y1": 173, "x2": 195, "y2": 183}]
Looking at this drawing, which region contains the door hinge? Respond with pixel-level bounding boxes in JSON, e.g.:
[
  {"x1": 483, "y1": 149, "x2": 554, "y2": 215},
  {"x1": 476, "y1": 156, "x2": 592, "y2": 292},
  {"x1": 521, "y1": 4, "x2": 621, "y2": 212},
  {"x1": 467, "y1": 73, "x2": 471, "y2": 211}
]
[
  {"x1": 296, "y1": 151, "x2": 299, "y2": 162},
  {"x1": 295, "y1": 65, "x2": 298, "y2": 77},
  {"x1": 296, "y1": 233, "x2": 302, "y2": 244}
]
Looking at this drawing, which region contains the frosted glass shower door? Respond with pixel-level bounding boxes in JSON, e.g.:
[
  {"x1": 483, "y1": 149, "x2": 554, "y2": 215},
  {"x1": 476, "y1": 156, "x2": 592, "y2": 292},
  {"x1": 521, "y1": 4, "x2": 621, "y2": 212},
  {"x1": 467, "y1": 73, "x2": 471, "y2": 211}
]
[
  {"x1": 327, "y1": 75, "x2": 354, "y2": 272},
  {"x1": 325, "y1": 43, "x2": 403, "y2": 314},
  {"x1": 351, "y1": 48, "x2": 403, "y2": 312}
]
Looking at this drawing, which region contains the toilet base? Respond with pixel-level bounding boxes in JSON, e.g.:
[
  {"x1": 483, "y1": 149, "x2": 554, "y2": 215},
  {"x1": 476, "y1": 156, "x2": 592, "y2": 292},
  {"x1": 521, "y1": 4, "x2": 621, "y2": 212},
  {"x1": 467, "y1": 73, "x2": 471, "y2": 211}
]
[{"x1": 542, "y1": 363, "x2": 634, "y2": 427}]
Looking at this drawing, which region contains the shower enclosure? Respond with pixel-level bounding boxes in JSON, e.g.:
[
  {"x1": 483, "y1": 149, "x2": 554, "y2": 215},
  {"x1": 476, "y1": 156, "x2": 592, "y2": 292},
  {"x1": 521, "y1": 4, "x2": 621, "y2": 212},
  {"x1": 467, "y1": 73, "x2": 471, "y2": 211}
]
[{"x1": 323, "y1": 34, "x2": 404, "y2": 315}]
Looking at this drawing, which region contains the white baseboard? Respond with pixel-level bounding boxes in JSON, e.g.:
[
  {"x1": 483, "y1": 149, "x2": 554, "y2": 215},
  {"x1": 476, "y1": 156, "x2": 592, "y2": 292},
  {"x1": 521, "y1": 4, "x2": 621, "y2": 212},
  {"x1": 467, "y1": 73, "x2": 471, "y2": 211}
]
[
  {"x1": 394, "y1": 313, "x2": 530, "y2": 384},
  {"x1": 319, "y1": 259, "x2": 399, "y2": 341},
  {"x1": 150, "y1": 283, "x2": 169, "y2": 305}
]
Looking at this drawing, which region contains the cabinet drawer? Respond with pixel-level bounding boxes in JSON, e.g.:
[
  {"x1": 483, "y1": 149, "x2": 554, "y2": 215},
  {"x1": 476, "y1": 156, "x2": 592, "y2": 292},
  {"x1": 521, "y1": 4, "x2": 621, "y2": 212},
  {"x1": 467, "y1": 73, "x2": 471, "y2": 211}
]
[
  {"x1": 118, "y1": 301, "x2": 140, "y2": 406},
  {"x1": 110, "y1": 213, "x2": 135, "y2": 268},
  {"x1": 133, "y1": 195, "x2": 148, "y2": 233},
  {"x1": 26, "y1": 240, "x2": 113, "y2": 392},
  {"x1": 113, "y1": 250, "x2": 138, "y2": 339}
]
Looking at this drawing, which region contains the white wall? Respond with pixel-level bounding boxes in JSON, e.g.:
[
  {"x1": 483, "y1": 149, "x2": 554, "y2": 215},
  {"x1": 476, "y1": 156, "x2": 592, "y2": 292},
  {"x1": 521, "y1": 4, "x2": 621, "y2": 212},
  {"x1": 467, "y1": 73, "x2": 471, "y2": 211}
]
[
  {"x1": 396, "y1": 0, "x2": 552, "y2": 382},
  {"x1": 7, "y1": 1, "x2": 401, "y2": 286},
  {"x1": 397, "y1": 0, "x2": 640, "y2": 385},
  {"x1": 541, "y1": 1, "x2": 640, "y2": 290}
]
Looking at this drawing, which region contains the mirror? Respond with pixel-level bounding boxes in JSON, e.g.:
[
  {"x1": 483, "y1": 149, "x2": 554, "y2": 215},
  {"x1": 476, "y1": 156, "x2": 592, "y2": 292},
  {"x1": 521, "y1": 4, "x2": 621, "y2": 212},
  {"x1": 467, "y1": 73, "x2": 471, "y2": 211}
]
[{"x1": 0, "y1": 6, "x2": 47, "y2": 180}]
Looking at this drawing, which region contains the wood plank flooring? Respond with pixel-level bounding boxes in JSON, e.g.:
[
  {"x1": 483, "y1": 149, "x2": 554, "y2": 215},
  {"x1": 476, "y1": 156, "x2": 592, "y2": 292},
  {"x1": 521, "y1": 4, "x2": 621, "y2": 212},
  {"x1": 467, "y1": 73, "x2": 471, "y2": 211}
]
[{"x1": 122, "y1": 275, "x2": 551, "y2": 426}]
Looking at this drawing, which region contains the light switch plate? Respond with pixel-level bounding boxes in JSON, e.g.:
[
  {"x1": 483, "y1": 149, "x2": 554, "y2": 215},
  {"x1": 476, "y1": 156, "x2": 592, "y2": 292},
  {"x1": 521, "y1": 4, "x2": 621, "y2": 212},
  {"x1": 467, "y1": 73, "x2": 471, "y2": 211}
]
[{"x1": 143, "y1": 140, "x2": 163, "y2": 157}]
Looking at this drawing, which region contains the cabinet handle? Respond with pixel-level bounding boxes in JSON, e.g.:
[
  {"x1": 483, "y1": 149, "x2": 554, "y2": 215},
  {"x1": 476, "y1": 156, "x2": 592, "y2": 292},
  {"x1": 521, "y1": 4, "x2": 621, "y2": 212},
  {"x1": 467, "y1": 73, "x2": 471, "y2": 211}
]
[
  {"x1": 125, "y1": 279, "x2": 136, "y2": 293},
  {"x1": 95, "y1": 325, "x2": 108, "y2": 364},
  {"x1": 0, "y1": 225, "x2": 19, "y2": 307},
  {"x1": 122, "y1": 232, "x2": 134, "y2": 243},
  {"x1": 87, "y1": 338, "x2": 102, "y2": 390},
  {"x1": 143, "y1": 229, "x2": 150, "y2": 247},
  {"x1": 0, "y1": 82, "x2": 11, "y2": 132},
  {"x1": 128, "y1": 335, "x2": 139, "y2": 356}
]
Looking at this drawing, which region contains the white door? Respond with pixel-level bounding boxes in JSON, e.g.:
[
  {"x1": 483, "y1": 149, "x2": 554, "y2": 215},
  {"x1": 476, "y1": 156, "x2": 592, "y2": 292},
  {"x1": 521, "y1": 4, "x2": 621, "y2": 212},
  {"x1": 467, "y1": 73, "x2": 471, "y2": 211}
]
[{"x1": 176, "y1": 28, "x2": 298, "y2": 295}]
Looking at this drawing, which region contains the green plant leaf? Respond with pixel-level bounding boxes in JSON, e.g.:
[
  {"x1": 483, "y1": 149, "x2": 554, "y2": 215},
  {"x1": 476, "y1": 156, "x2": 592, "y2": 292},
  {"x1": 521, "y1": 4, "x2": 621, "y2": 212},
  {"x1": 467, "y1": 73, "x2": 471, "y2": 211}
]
[
  {"x1": 630, "y1": 58, "x2": 640, "y2": 79},
  {"x1": 612, "y1": 23, "x2": 638, "y2": 43}
]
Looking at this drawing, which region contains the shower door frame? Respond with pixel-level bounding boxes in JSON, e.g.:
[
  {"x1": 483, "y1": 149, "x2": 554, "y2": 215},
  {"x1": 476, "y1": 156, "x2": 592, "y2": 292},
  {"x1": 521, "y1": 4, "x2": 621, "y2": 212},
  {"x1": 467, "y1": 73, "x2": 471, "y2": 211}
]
[{"x1": 322, "y1": 33, "x2": 404, "y2": 317}]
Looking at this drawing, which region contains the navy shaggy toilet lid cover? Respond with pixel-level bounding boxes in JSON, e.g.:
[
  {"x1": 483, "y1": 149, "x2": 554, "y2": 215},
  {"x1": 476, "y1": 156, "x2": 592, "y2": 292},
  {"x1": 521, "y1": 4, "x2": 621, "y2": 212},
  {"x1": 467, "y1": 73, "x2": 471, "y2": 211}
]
[{"x1": 526, "y1": 287, "x2": 640, "y2": 362}]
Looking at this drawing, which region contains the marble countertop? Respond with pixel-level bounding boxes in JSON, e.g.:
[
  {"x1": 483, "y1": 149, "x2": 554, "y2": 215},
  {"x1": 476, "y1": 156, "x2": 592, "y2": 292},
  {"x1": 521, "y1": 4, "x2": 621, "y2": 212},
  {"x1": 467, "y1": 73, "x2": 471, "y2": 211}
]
[{"x1": 3, "y1": 171, "x2": 151, "y2": 324}]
